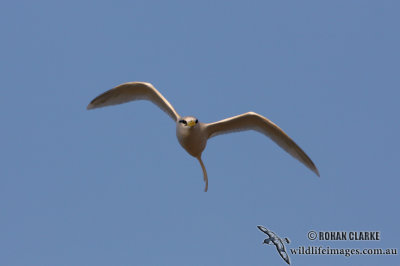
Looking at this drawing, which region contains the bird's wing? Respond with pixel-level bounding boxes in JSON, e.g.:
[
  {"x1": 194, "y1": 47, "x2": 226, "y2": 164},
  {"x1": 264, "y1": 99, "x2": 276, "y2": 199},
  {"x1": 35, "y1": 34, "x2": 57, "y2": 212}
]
[
  {"x1": 87, "y1": 82, "x2": 180, "y2": 122},
  {"x1": 205, "y1": 112, "x2": 319, "y2": 176},
  {"x1": 257, "y1": 226, "x2": 274, "y2": 238},
  {"x1": 275, "y1": 240, "x2": 291, "y2": 265},
  {"x1": 277, "y1": 247, "x2": 291, "y2": 265}
]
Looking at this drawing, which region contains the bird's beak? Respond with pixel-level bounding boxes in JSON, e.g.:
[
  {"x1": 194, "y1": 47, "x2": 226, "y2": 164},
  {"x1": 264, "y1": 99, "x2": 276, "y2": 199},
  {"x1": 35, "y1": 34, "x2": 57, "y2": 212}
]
[{"x1": 187, "y1": 120, "x2": 196, "y2": 127}]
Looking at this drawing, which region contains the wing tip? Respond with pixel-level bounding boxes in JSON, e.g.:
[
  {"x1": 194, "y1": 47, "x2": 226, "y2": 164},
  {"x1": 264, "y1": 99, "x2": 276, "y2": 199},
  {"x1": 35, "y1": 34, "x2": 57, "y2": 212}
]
[
  {"x1": 313, "y1": 168, "x2": 320, "y2": 177},
  {"x1": 86, "y1": 103, "x2": 95, "y2": 110},
  {"x1": 257, "y1": 225, "x2": 265, "y2": 231}
]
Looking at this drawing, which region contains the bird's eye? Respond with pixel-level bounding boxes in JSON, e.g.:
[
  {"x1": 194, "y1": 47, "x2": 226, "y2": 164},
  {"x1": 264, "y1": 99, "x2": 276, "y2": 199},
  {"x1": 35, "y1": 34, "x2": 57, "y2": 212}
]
[
  {"x1": 179, "y1": 120, "x2": 187, "y2": 125},
  {"x1": 195, "y1": 119, "x2": 198, "y2": 123}
]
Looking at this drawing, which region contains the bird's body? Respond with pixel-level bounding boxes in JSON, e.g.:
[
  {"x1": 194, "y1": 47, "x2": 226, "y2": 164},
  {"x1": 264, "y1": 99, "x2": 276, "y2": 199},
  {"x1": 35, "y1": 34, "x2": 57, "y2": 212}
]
[
  {"x1": 176, "y1": 117, "x2": 207, "y2": 157},
  {"x1": 87, "y1": 81, "x2": 320, "y2": 191}
]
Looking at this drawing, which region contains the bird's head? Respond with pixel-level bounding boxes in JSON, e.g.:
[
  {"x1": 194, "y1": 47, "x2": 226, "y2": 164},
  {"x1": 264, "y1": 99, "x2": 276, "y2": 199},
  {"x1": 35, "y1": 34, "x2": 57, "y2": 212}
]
[
  {"x1": 178, "y1": 116, "x2": 199, "y2": 128},
  {"x1": 263, "y1": 239, "x2": 272, "y2": 245}
]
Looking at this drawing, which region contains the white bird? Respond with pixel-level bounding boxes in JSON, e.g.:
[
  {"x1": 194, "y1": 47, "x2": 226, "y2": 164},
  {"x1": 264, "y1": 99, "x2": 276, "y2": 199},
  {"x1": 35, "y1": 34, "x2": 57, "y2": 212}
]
[{"x1": 87, "y1": 81, "x2": 319, "y2": 192}]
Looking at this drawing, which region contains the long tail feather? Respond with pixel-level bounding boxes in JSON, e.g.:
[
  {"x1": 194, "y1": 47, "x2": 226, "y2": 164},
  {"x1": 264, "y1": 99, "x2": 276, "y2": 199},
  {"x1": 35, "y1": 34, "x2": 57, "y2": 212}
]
[{"x1": 196, "y1": 156, "x2": 208, "y2": 192}]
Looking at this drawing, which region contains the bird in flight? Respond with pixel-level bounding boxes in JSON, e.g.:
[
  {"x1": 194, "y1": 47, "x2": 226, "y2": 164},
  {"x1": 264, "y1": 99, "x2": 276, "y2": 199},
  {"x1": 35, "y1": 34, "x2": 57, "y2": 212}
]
[
  {"x1": 87, "y1": 82, "x2": 319, "y2": 192},
  {"x1": 257, "y1": 225, "x2": 291, "y2": 265}
]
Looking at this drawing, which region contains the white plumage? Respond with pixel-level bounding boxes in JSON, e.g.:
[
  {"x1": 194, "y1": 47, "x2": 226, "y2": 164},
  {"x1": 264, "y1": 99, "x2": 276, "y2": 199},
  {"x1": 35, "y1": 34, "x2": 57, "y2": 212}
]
[{"x1": 87, "y1": 82, "x2": 319, "y2": 192}]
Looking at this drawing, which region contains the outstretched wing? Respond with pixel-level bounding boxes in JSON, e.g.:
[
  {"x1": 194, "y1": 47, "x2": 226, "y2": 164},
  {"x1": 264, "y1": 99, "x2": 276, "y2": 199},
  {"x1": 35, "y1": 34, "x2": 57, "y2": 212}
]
[
  {"x1": 276, "y1": 242, "x2": 291, "y2": 265},
  {"x1": 257, "y1": 225, "x2": 274, "y2": 238},
  {"x1": 205, "y1": 112, "x2": 319, "y2": 176},
  {"x1": 87, "y1": 82, "x2": 180, "y2": 122}
]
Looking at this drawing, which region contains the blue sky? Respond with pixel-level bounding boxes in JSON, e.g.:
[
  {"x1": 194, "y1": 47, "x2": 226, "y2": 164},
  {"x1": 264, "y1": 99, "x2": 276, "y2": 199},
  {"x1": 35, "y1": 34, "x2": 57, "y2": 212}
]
[{"x1": 1, "y1": 1, "x2": 399, "y2": 265}]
